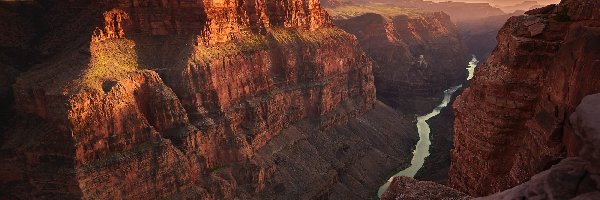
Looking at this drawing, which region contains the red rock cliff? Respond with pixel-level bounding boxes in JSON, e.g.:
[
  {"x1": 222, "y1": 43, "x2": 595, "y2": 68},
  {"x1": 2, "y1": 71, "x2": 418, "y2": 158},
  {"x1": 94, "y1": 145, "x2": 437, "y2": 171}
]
[
  {"x1": 330, "y1": 7, "x2": 468, "y2": 114},
  {"x1": 0, "y1": 1, "x2": 424, "y2": 199},
  {"x1": 0, "y1": 0, "x2": 398, "y2": 199},
  {"x1": 478, "y1": 93, "x2": 600, "y2": 199},
  {"x1": 449, "y1": 0, "x2": 600, "y2": 196}
]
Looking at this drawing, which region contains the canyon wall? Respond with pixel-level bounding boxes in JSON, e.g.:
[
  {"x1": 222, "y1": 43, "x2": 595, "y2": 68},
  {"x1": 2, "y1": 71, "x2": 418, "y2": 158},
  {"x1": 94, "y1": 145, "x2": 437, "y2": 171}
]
[
  {"x1": 383, "y1": 93, "x2": 600, "y2": 200},
  {"x1": 450, "y1": 0, "x2": 600, "y2": 196},
  {"x1": 457, "y1": 11, "x2": 525, "y2": 60},
  {"x1": 322, "y1": 0, "x2": 506, "y2": 22},
  {"x1": 476, "y1": 93, "x2": 600, "y2": 200},
  {"x1": 0, "y1": 0, "x2": 418, "y2": 199},
  {"x1": 330, "y1": 7, "x2": 468, "y2": 114}
]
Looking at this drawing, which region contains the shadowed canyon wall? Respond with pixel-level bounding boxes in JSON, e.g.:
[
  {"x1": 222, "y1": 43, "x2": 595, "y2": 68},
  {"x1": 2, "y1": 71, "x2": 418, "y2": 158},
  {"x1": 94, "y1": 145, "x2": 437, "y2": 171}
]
[
  {"x1": 383, "y1": 93, "x2": 600, "y2": 199},
  {"x1": 0, "y1": 0, "x2": 422, "y2": 199},
  {"x1": 329, "y1": 6, "x2": 468, "y2": 115},
  {"x1": 450, "y1": 0, "x2": 600, "y2": 196}
]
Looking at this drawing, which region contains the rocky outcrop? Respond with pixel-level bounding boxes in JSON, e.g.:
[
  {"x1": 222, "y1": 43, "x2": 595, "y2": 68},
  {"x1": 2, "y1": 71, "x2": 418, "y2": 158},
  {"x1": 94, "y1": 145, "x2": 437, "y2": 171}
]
[
  {"x1": 331, "y1": 7, "x2": 468, "y2": 114},
  {"x1": 478, "y1": 93, "x2": 600, "y2": 200},
  {"x1": 0, "y1": 0, "x2": 420, "y2": 199},
  {"x1": 322, "y1": 0, "x2": 506, "y2": 22},
  {"x1": 253, "y1": 102, "x2": 418, "y2": 199},
  {"x1": 381, "y1": 176, "x2": 470, "y2": 200},
  {"x1": 450, "y1": 0, "x2": 600, "y2": 196}
]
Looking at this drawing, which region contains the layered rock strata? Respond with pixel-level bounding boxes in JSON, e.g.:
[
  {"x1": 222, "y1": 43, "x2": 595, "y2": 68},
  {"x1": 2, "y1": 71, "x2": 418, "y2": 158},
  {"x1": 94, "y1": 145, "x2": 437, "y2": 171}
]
[
  {"x1": 478, "y1": 94, "x2": 600, "y2": 200},
  {"x1": 383, "y1": 94, "x2": 600, "y2": 200},
  {"x1": 450, "y1": 0, "x2": 600, "y2": 196},
  {"x1": 322, "y1": 0, "x2": 506, "y2": 22},
  {"x1": 0, "y1": 0, "x2": 418, "y2": 199},
  {"x1": 331, "y1": 7, "x2": 468, "y2": 115}
]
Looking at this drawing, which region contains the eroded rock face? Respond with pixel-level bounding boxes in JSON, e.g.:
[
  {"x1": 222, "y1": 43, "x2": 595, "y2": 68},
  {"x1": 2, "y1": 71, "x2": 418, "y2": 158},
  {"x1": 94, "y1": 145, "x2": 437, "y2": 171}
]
[
  {"x1": 322, "y1": 0, "x2": 506, "y2": 22},
  {"x1": 478, "y1": 94, "x2": 600, "y2": 200},
  {"x1": 333, "y1": 10, "x2": 467, "y2": 115},
  {"x1": 450, "y1": 0, "x2": 600, "y2": 196},
  {"x1": 381, "y1": 176, "x2": 470, "y2": 200},
  {"x1": 0, "y1": 0, "x2": 403, "y2": 199}
]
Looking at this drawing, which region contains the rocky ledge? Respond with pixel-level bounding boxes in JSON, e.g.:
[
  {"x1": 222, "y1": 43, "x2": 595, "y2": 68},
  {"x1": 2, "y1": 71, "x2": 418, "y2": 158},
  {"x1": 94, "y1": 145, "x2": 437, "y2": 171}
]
[
  {"x1": 477, "y1": 93, "x2": 600, "y2": 199},
  {"x1": 450, "y1": 0, "x2": 600, "y2": 196},
  {"x1": 381, "y1": 176, "x2": 470, "y2": 200}
]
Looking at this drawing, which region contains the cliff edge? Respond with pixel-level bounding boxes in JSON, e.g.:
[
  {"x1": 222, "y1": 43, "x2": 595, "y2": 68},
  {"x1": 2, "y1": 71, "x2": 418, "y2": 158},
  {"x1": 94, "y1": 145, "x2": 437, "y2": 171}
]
[
  {"x1": 0, "y1": 0, "x2": 418, "y2": 199},
  {"x1": 450, "y1": 0, "x2": 600, "y2": 196}
]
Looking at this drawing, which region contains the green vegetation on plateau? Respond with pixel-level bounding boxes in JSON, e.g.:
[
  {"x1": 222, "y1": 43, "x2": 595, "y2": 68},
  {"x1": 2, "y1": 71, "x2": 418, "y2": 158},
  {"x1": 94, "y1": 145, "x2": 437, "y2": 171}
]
[
  {"x1": 193, "y1": 27, "x2": 350, "y2": 62},
  {"x1": 327, "y1": 4, "x2": 424, "y2": 20}
]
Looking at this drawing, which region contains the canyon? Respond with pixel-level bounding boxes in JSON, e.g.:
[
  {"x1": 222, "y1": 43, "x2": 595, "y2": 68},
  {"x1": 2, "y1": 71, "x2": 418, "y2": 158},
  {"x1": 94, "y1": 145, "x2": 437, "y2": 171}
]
[
  {"x1": 321, "y1": 0, "x2": 510, "y2": 61},
  {"x1": 0, "y1": 0, "x2": 422, "y2": 199},
  {"x1": 450, "y1": 0, "x2": 600, "y2": 196},
  {"x1": 2, "y1": 0, "x2": 600, "y2": 199},
  {"x1": 383, "y1": 92, "x2": 600, "y2": 200},
  {"x1": 369, "y1": 0, "x2": 600, "y2": 199},
  {"x1": 328, "y1": 4, "x2": 468, "y2": 115}
]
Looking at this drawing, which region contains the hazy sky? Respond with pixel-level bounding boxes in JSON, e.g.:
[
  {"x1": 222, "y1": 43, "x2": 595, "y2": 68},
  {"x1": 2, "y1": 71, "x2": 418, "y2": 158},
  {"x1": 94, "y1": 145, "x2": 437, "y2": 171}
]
[{"x1": 428, "y1": 0, "x2": 561, "y2": 6}]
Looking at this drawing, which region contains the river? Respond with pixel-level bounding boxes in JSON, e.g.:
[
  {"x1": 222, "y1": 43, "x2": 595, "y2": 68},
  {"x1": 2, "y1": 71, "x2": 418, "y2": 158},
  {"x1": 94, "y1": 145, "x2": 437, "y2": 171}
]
[{"x1": 377, "y1": 56, "x2": 478, "y2": 197}]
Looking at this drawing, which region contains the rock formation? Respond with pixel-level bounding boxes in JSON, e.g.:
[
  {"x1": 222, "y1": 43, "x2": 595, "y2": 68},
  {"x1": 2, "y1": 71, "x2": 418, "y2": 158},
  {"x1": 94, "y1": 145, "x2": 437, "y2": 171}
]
[
  {"x1": 381, "y1": 92, "x2": 600, "y2": 200},
  {"x1": 322, "y1": 0, "x2": 506, "y2": 22},
  {"x1": 450, "y1": 0, "x2": 600, "y2": 196},
  {"x1": 381, "y1": 176, "x2": 470, "y2": 200},
  {"x1": 477, "y1": 93, "x2": 600, "y2": 200},
  {"x1": 330, "y1": 6, "x2": 468, "y2": 115},
  {"x1": 0, "y1": 0, "x2": 421, "y2": 199}
]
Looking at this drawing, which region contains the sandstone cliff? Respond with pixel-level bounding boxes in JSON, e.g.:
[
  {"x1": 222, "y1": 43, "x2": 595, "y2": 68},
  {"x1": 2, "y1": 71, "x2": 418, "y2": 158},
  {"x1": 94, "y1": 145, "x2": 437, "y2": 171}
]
[
  {"x1": 0, "y1": 0, "x2": 419, "y2": 199},
  {"x1": 383, "y1": 93, "x2": 600, "y2": 200},
  {"x1": 477, "y1": 93, "x2": 600, "y2": 200},
  {"x1": 321, "y1": 0, "x2": 506, "y2": 22},
  {"x1": 450, "y1": 0, "x2": 600, "y2": 196},
  {"x1": 329, "y1": 6, "x2": 468, "y2": 115}
]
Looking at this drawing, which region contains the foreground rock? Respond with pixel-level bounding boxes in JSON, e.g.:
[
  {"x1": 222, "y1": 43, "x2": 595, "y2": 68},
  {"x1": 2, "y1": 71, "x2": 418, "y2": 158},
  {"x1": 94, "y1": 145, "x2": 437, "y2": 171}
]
[
  {"x1": 381, "y1": 176, "x2": 470, "y2": 200},
  {"x1": 0, "y1": 0, "x2": 417, "y2": 199},
  {"x1": 450, "y1": 0, "x2": 600, "y2": 196},
  {"x1": 478, "y1": 94, "x2": 600, "y2": 200}
]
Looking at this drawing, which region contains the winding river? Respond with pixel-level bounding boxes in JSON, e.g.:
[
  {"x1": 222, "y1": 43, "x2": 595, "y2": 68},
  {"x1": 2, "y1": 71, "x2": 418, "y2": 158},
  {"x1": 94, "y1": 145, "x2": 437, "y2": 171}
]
[{"x1": 377, "y1": 56, "x2": 479, "y2": 198}]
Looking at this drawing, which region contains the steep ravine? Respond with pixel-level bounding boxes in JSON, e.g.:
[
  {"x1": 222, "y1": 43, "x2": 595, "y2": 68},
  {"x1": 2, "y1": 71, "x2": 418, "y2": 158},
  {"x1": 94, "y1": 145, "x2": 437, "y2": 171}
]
[
  {"x1": 378, "y1": 85, "x2": 461, "y2": 197},
  {"x1": 450, "y1": 0, "x2": 600, "y2": 196},
  {"x1": 377, "y1": 57, "x2": 478, "y2": 197},
  {"x1": 414, "y1": 56, "x2": 478, "y2": 183},
  {"x1": 382, "y1": 93, "x2": 600, "y2": 200},
  {"x1": 329, "y1": 6, "x2": 468, "y2": 115}
]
